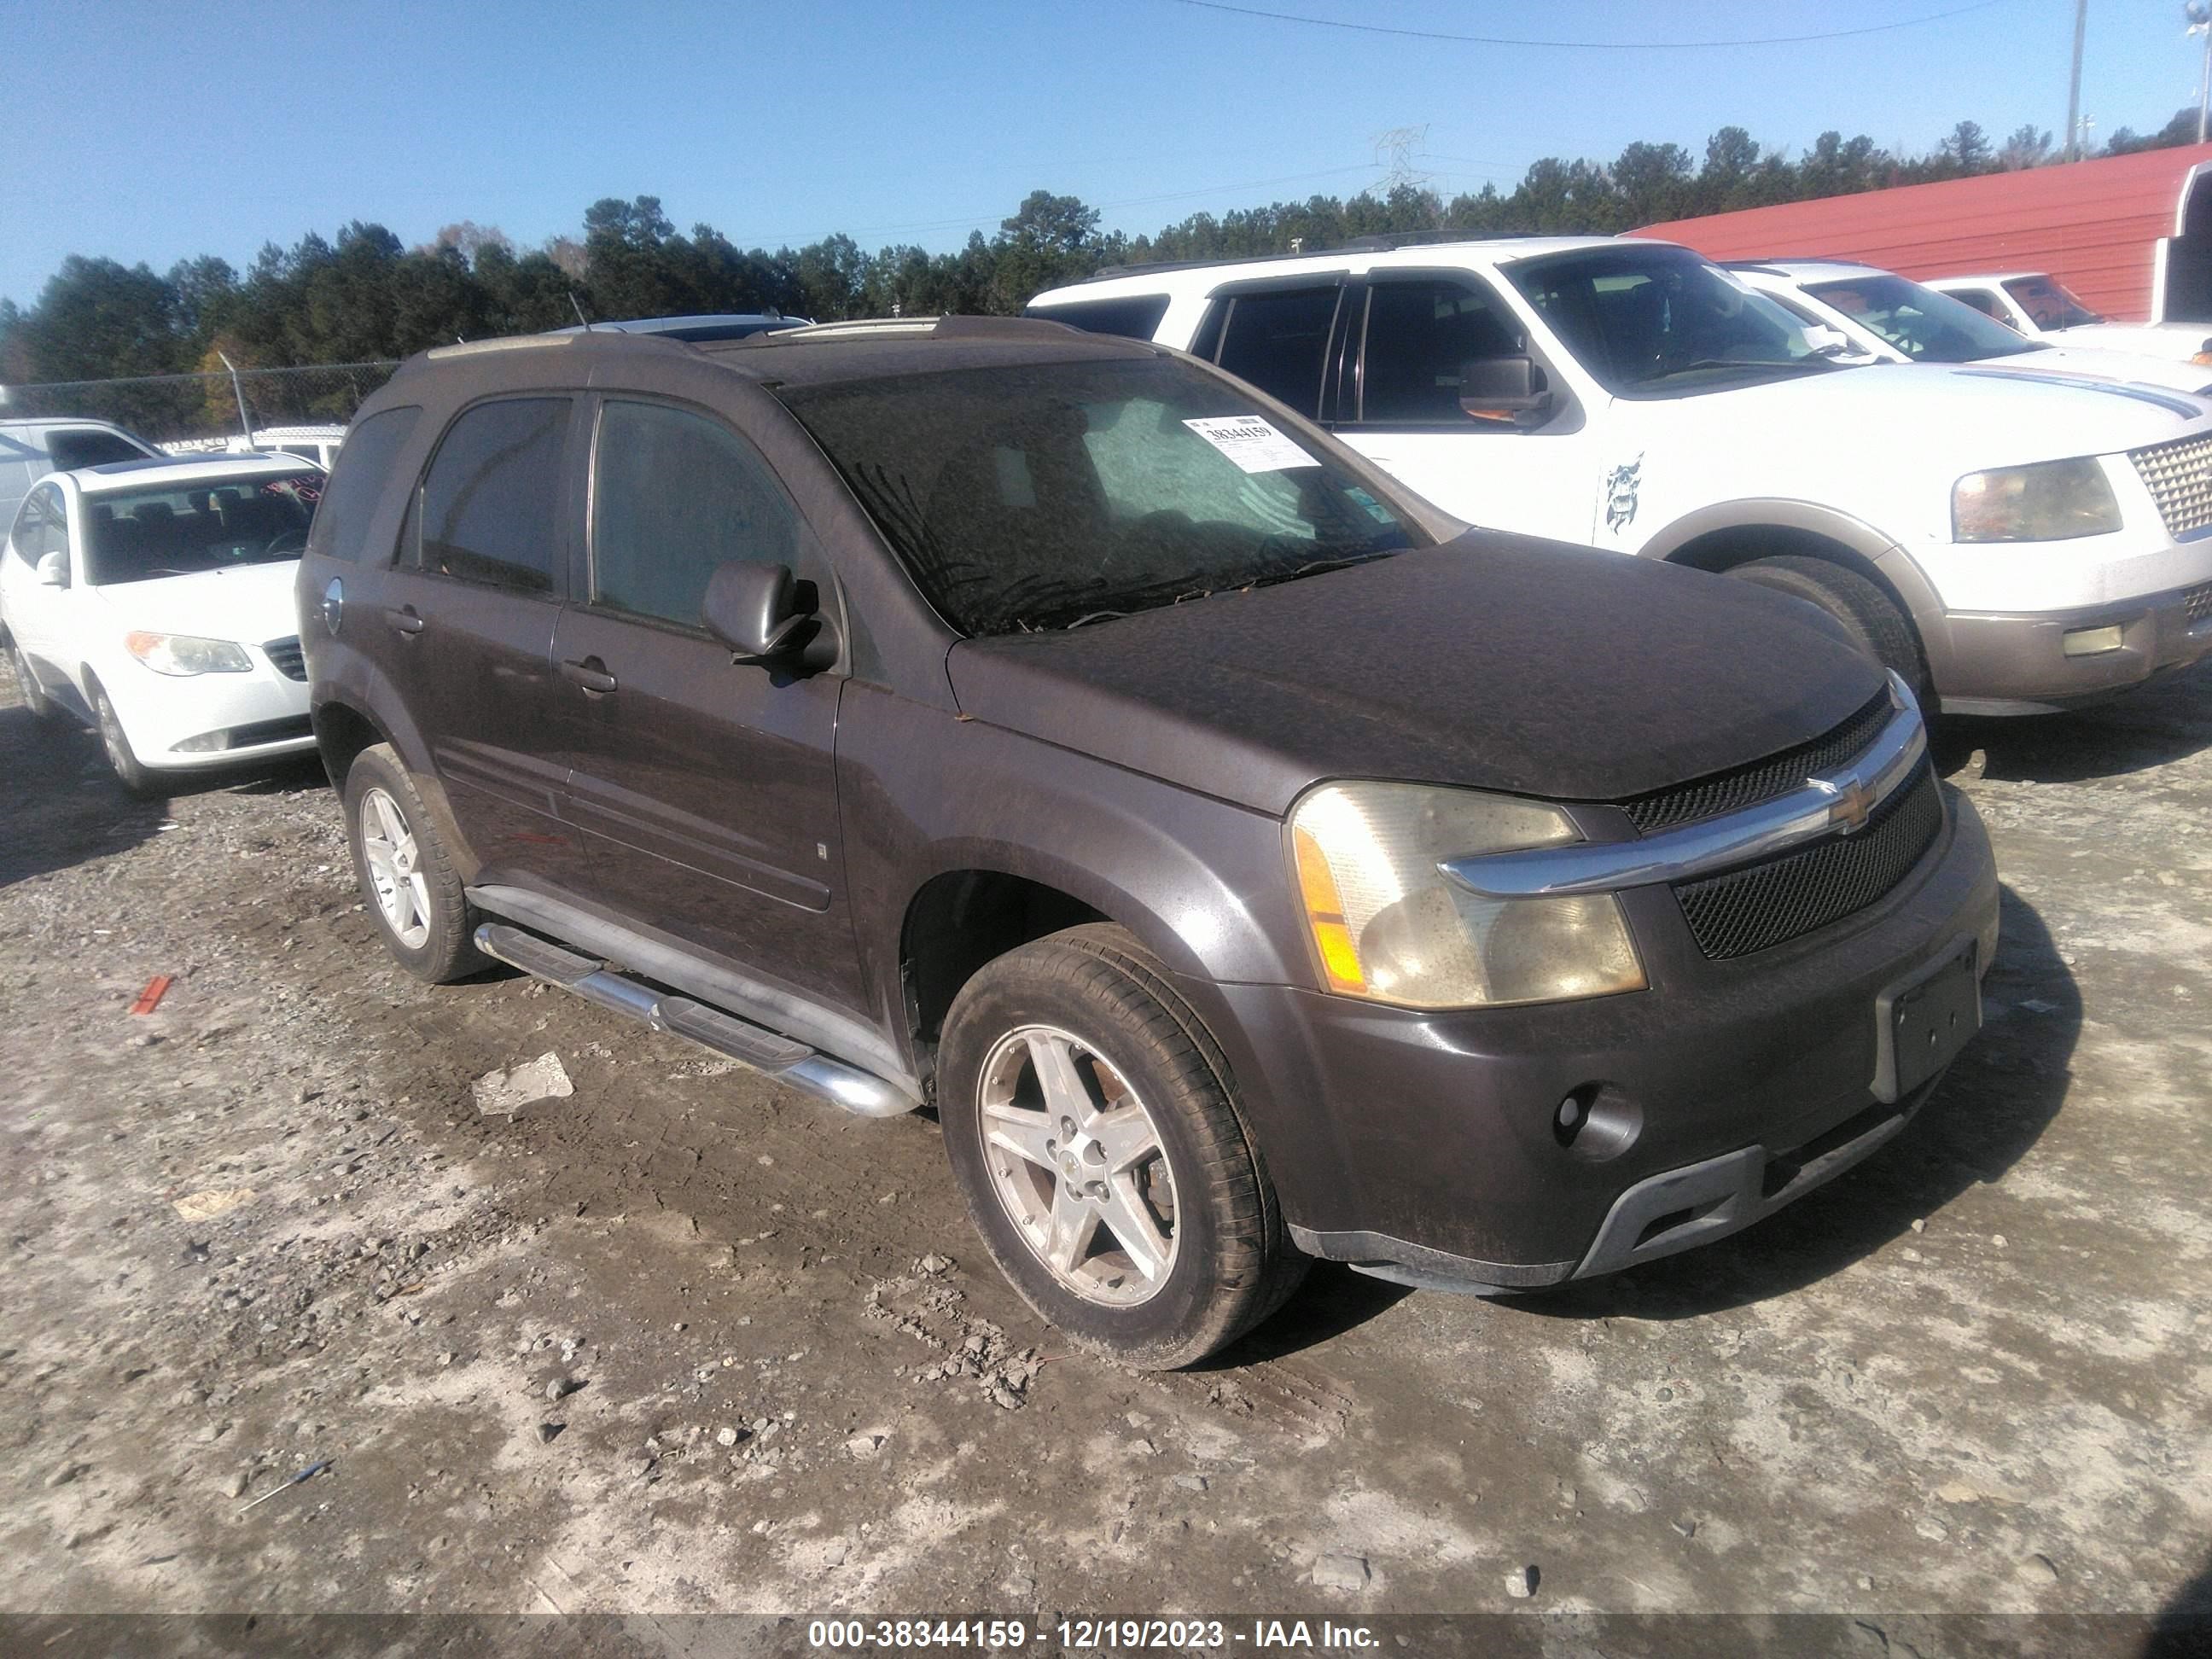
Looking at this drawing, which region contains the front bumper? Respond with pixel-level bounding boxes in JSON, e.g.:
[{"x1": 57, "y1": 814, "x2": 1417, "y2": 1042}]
[
  {"x1": 1935, "y1": 577, "x2": 2212, "y2": 715},
  {"x1": 1174, "y1": 787, "x2": 2000, "y2": 1291},
  {"x1": 93, "y1": 648, "x2": 314, "y2": 771}
]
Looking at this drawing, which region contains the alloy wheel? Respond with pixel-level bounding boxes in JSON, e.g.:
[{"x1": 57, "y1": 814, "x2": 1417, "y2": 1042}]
[
  {"x1": 359, "y1": 785, "x2": 432, "y2": 951},
  {"x1": 975, "y1": 1023, "x2": 1180, "y2": 1307}
]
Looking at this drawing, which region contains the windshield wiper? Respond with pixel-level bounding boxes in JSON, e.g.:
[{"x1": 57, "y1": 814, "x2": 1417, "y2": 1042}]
[
  {"x1": 1238, "y1": 551, "x2": 1393, "y2": 591},
  {"x1": 1027, "y1": 547, "x2": 1399, "y2": 631}
]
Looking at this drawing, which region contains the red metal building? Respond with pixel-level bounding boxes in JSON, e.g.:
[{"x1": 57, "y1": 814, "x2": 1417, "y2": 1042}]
[{"x1": 1633, "y1": 145, "x2": 2212, "y2": 323}]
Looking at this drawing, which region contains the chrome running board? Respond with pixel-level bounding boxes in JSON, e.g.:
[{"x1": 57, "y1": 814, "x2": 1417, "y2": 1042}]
[{"x1": 472, "y1": 923, "x2": 918, "y2": 1118}]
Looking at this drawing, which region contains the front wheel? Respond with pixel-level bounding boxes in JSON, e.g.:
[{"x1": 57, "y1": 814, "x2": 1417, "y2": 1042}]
[
  {"x1": 9, "y1": 639, "x2": 57, "y2": 721},
  {"x1": 1727, "y1": 555, "x2": 1929, "y2": 700},
  {"x1": 90, "y1": 681, "x2": 161, "y2": 797},
  {"x1": 937, "y1": 923, "x2": 1306, "y2": 1369}
]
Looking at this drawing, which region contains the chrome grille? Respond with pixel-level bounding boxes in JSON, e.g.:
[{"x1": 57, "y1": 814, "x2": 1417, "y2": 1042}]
[
  {"x1": 264, "y1": 636, "x2": 306, "y2": 681},
  {"x1": 1674, "y1": 763, "x2": 1944, "y2": 959},
  {"x1": 2130, "y1": 434, "x2": 2212, "y2": 539},
  {"x1": 2186, "y1": 581, "x2": 2212, "y2": 624}
]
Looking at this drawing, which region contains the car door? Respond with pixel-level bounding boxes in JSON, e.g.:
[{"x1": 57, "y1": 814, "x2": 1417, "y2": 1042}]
[
  {"x1": 370, "y1": 395, "x2": 589, "y2": 893},
  {"x1": 546, "y1": 394, "x2": 863, "y2": 1010},
  {"x1": 1334, "y1": 270, "x2": 1604, "y2": 546}
]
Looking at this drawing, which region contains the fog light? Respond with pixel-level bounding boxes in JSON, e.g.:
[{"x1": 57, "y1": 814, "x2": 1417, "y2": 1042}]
[
  {"x1": 1557, "y1": 1095, "x2": 1585, "y2": 1132},
  {"x1": 172, "y1": 730, "x2": 232, "y2": 754},
  {"x1": 2061, "y1": 624, "x2": 2123, "y2": 657}
]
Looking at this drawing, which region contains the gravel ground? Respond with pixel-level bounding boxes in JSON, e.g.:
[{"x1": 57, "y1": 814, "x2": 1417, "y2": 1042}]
[{"x1": 1, "y1": 659, "x2": 2208, "y2": 1646}]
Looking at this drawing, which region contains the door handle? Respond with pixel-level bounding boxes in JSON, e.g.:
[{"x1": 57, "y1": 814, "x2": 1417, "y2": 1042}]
[
  {"x1": 385, "y1": 605, "x2": 424, "y2": 637},
  {"x1": 560, "y1": 657, "x2": 618, "y2": 694}
]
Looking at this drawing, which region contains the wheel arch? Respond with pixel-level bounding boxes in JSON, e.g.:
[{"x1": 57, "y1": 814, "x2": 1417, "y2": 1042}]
[
  {"x1": 311, "y1": 684, "x2": 480, "y2": 883},
  {"x1": 1644, "y1": 499, "x2": 1955, "y2": 689},
  {"x1": 311, "y1": 699, "x2": 387, "y2": 792},
  {"x1": 898, "y1": 867, "x2": 1116, "y2": 1057}
]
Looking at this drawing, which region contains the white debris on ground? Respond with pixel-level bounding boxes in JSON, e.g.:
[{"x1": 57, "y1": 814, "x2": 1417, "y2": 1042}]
[{"x1": 471, "y1": 1051, "x2": 573, "y2": 1116}]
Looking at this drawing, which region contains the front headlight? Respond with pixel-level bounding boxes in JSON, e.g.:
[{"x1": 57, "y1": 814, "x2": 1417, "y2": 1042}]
[
  {"x1": 1289, "y1": 781, "x2": 1646, "y2": 1010},
  {"x1": 125, "y1": 631, "x2": 253, "y2": 676},
  {"x1": 1952, "y1": 457, "x2": 2121, "y2": 542}
]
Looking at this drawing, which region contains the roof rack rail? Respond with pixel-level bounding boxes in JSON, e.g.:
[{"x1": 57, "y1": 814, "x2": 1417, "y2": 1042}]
[
  {"x1": 752, "y1": 314, "x2": 1092, "y2": 344},
  {"x1": 1080, "y1": 250, "x2": 1319, "y2": 284}
]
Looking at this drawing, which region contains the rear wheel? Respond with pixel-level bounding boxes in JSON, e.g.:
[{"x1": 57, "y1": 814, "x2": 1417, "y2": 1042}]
[
  {"x1": 90, "y1": 681, "x2": 160, "y2": 797},
  {"x1": 937, "y1": 923, "x2": 1306, "y2": 1369},
  {"x1": 343, "y1": 743, "x2": 486, "y2": 983},
  {"x1": 1728, "y1": 555, "x2": 1928, "y2": 700}
]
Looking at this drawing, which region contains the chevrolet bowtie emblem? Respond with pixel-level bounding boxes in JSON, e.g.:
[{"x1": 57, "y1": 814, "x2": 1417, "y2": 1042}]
[{"x1": 1814, "y1": 773, "x2": 1878, "y2": 833}]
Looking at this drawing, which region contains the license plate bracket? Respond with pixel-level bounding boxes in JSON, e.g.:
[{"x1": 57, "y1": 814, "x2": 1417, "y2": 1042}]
[{"x1": 1873, "y1": 941, "x2": 1981, "y2": 1103}]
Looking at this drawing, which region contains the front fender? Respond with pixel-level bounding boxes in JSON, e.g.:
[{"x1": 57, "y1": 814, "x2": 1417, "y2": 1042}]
[{"x1": 834, "y1": 681, "x2": 1311, "y2": 1049}]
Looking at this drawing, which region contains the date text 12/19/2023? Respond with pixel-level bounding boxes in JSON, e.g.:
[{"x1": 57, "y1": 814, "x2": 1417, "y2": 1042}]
[{"x1": 806, "y1": 1619, "x2": 1383, "y2": 1650}]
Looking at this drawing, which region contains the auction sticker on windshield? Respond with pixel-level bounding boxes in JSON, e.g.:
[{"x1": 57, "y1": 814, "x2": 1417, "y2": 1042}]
[{"x1": 1182, "y1": 416, "x2": 1320, "y2": 474}]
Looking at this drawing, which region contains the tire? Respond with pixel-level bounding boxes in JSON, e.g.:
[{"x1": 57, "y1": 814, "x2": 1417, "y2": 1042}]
[
  {"x1": 90, "y1": 679, "x2": 162, "y2": 798},
  {"x1": 1728, "y1": 555, "x2": 1929, "y2": 700},
  {"x1": 9, "y1": 638, "x2": 56, "y2": 721},
  {"x1": 937, "y1": 923, "x2": 1307, "y2": 1369},
  {"x1": 342, "y1": 742, "x2": 486, "y2": 983}
]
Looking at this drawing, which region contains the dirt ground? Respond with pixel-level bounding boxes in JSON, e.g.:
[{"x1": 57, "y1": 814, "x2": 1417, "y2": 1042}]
[{"x1": 2, "y1": 659, "x2": 2209, "y2": 1647}]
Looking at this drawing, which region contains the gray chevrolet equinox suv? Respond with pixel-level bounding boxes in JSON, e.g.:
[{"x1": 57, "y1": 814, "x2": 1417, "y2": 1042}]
[{"x1": 300, "y1": 316, "x2": 2000, "y2": 1366}]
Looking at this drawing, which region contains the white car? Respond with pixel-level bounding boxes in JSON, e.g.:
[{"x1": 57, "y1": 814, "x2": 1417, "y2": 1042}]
[
  {"x1": 1924, "y1": 271, "x2": 2212, "y2": 364},
  {"x1": 2, "y1": 455, "x2": 323, "y2": 793},
  {"x1": 1027, "y1": 236, "x2": 2212, "y2": 716},
  {"x1": 1731, "y1": 259, "x2": 2212, "y2": 399}
]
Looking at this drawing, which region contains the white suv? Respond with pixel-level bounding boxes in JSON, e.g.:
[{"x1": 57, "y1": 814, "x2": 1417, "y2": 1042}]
[
  {"x1": 1028, "y1": 236, "x2": 2212, "y2": 716},
  {"x1": 1731, "y1": 259, "x2": 2212, "y2": 398},
  {"x1": 0, "y1": 417, "x2": 160, "y2": 537},
  {"x1": 1924, "y1": 271, "x2": 2212, "y2": 364}
]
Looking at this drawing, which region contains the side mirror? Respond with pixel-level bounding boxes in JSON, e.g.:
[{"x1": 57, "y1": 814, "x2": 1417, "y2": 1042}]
[
  {"x1": 1801, "y1": 323, "x2": 1865, "y2": 360},
  {"x1": 1458, "y1": 356, "x2": 1555, "y2": 426},
  {"x1": 34, "y1": 550, "x2": 67, "y2": 588},
  {"x1": 702, "y1": 561, "x2": 823, "y2": 665}
]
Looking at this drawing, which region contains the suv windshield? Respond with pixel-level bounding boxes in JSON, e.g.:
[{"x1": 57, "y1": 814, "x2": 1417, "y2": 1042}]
[
  {"x1": 1805, "y1": 272, "x2": 2041, "y2": 362},
  {"x1": 1507, "y1": 246, "x2": 1843, "y2": 397},
  {"x1": 2003, "y1": 275, "x2": 2104, "y2": 329},
  {"x1": 84, "y1": 471, "x2": 321, "y2": 585},
  {"x1": 779, "y1": 357, "x2": 1424, "y2": 635}
]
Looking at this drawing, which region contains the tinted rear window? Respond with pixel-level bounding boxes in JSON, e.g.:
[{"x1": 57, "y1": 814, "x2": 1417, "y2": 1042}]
[
  {"x1": 48, "y1": 429, "x2": 148, "y2": 470},
  {"x1": 310, "y1": 407, "x2": 420, "y2": 563},
  {"x1": 1208, "y1": 287, "x2": 1342, "y2": 417},
  {"x1": 416, "y1": 399, "x2": 568, "y2": 592},
  {"x1": 1027, "y1": 294, "x2": 1172, "y2": 341}
]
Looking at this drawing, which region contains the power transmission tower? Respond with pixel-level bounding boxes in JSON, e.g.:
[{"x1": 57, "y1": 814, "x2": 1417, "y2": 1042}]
[{"x1": 1371, "y1": 125, "x2": 1431, "y2": 194}]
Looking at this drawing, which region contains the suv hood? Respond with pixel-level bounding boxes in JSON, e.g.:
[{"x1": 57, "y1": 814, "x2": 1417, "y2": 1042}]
[
  {"x1": 947, "y1": 537, "x2": 1887, "y2": 815},
  {"x1": 2058, "y1": 320, "x2": 2212, "y2": 363},
  {"x1": 1994, "y1": 344, "x2": 2212, "y2": 398},
  {"x1": 1668, "y1": 361, "x2": 2212, "y2": 463},
  {"x1": 89, "y1": 559, "x2": 303, "y2": 641}
]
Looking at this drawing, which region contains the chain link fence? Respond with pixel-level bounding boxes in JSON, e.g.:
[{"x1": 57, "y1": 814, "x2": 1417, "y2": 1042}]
[{"x1": 0, "y1": 361, "x2": 399, "y2": 447}]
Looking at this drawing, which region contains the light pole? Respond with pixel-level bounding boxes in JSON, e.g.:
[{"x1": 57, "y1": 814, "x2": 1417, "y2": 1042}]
[
  {"x1": 2190, "y1": 3, "x2": 2212, "y2": 144},
  {"x1": 2066, "y1": 0, "x2": 2088, "y2": 160}
]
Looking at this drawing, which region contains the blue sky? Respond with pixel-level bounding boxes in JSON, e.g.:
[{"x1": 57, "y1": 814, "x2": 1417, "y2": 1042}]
[{"x1": 1, "y1": 0, "x2": 2197, "y2": 306}]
